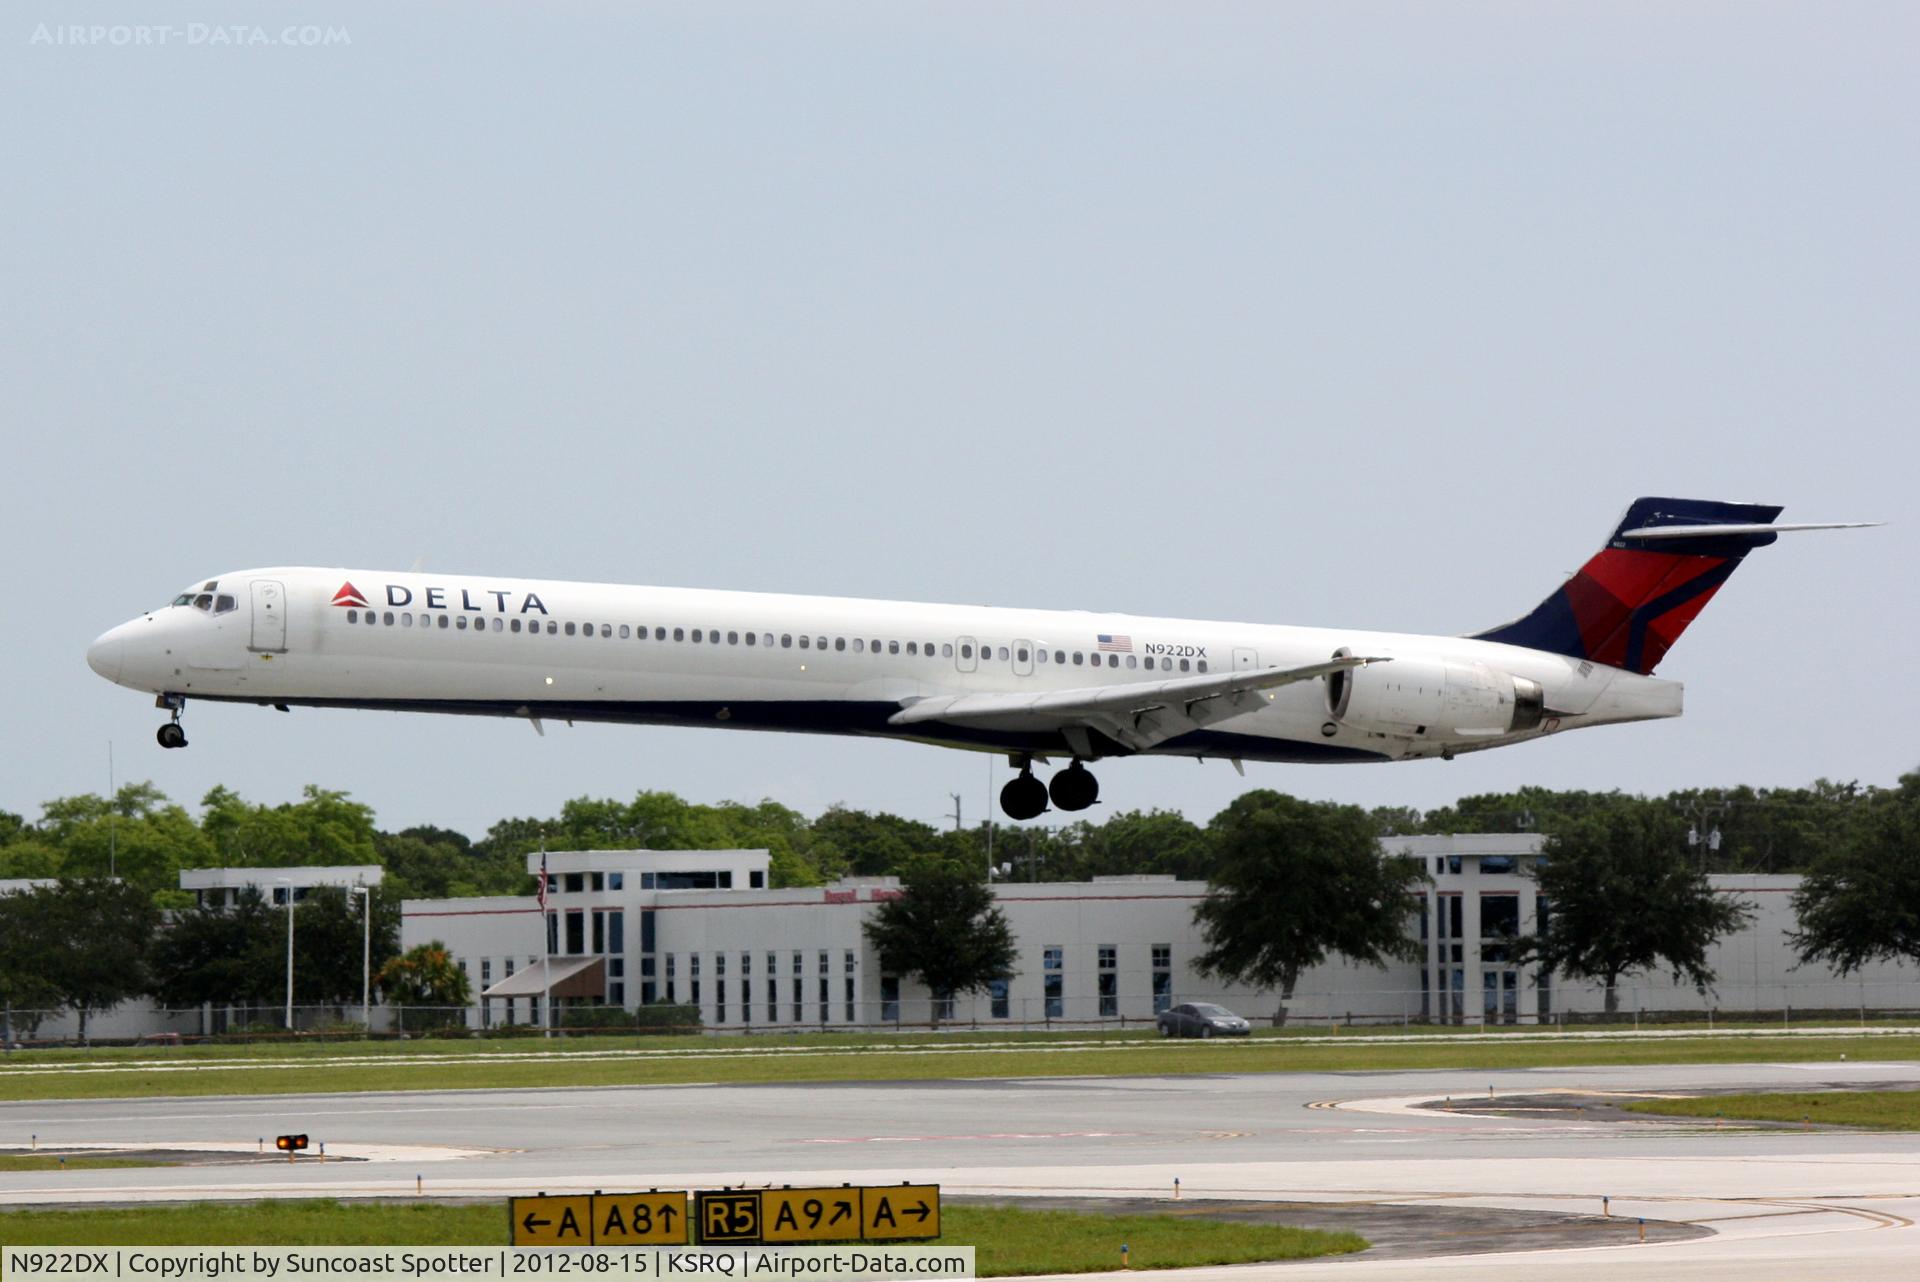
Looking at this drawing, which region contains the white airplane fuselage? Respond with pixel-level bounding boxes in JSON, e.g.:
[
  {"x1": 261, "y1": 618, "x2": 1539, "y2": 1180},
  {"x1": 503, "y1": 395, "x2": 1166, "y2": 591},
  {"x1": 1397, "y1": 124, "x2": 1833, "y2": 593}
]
[{"x1": 87, "y1": 565, "x2": 1682, "y2": 768}]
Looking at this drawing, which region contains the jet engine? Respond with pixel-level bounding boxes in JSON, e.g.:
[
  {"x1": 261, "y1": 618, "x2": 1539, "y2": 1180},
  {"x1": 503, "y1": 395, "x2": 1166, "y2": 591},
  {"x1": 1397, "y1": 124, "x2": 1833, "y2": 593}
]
[{"x1": 1326, "y1": 649, "x2": 1546, "y2": 739}]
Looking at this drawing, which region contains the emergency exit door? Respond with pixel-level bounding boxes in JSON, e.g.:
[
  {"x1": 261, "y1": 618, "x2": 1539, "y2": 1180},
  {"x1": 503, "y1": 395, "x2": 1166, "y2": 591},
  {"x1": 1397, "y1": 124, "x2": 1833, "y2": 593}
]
[{"x1": 250, "y1": 579, "x2": 287, "y2": 652}]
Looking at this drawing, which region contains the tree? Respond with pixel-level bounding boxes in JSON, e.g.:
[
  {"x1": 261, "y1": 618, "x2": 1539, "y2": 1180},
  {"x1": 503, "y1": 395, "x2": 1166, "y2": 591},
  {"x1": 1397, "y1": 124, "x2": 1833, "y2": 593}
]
[
  {"x1": 293, "y1": 886, "x2": 401, "y2": 1007},
  {"x1": 863, "y1": 859, "x2": 1017, "y2": 1025},
  {"x1": 377, "y1": 941, "x2": 472, "y2": 1032},
  {"x1": 148, "y1": 885, "x2": 283, "y2": 1009},
  {"x1": 1192, "y1": 791, "x2": 1426, "y2": 1026},
  {"x1": 39, "y1": 878, "x2": 159, "y2": 1042},
  {"x1": 1790, "y1": 772, "x2": 1920, "y2": 975},
  {"x1": 0, "y1": 887, "x2": 62, "y2": 1044},
  {"x1": 1518, "y1": 802, "x2": 1752, "y2": 1014}
]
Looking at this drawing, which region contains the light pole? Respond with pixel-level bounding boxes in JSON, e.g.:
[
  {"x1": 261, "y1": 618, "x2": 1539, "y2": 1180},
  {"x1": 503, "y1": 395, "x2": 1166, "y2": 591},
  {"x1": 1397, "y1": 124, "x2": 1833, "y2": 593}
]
[
  {"x1": 277, "y1": 878, "x2": 296, "y2": 1031},
  {"x1": 352, "y1": 885, "x2": 371, "y2": 1034}
]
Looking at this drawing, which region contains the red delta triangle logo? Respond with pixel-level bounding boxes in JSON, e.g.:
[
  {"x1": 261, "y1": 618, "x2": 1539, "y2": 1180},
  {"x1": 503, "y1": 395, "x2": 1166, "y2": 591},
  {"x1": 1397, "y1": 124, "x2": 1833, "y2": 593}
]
[{"x1": 331, "y1": 581, "x2": 369, "y2": 609}]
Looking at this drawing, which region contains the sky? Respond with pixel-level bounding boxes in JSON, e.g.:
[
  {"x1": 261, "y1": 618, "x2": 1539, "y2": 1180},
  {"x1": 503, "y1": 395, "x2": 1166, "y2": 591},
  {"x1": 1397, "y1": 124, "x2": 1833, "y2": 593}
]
[{"x1": 3, "y1": 3, "x2": 1915, "y2": 841}]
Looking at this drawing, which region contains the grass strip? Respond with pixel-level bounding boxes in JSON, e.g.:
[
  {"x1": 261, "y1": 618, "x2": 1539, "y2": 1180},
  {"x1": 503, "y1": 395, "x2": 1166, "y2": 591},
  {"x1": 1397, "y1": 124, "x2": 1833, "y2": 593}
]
[
  {"x1": 1626, "y1": 1089, "x2": 1920, "y2": 1131},
  {"x1": 0, "y1": 1200, "x2": 1367, "y2": 1272},
  {"x1": 2, "y1": 1033, "x2": 1917, "y2": 1101},
  {"x1": 0, "y1": 1154, "x2": 159, "y2": 1172}
]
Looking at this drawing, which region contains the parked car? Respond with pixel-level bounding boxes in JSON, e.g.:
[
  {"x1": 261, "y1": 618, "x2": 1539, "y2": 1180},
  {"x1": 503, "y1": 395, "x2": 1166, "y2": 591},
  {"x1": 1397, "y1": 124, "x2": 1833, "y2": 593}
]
[{"x1": 1156, "y1": 1002, "x2": 1252, "y2": 1038}]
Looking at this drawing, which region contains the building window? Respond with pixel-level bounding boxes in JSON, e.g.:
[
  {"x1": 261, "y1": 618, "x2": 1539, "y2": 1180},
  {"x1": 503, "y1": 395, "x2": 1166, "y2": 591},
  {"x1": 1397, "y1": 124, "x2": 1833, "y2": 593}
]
[
  {"x1": 608, "y1": 911, "x2": 625, "y2": 954},
  {"x1": 818, "y1": 950, "x2": 830, "y2": 1022},
  {"x1": 690, "y1": 954, "x2": 701, "y2": 1010},
  {"x1": 793, "y1": 952, "x2": 804, "y2": 1023},
  {"x1": 881, "y1": 976, "x2": 899, "y2": 1023},
  {"x1": 844, "y1": 949, "x2": 856, "y2": 1022},
  {"x1": 989, "y1": 978, "x2": 1009, "y2": 1019},
  {"x1": 565, "y1": 910, "x2": 584, "y2": 955},
  {"x1": 1151, "y1": 944, "x2": 1171, "y2": 1014},
  {"x1": 1481, "y1": 856, "x2": 1515, "y2": 875},
  {"x1": 591, "y1": 912, "x2": 605, "y2": 955},
  {"x1": 609, "y1": 982, "x2": 624, "y2": 1005},
  {"x1": 1097, "y1": 945, "x2": 1118, "y2": 1018},
  {"x1": 766, "y1": 952, "x2": 778, "y2": 1022},
  {"x1": 609, "y1": 872, "x2": 624, "y2": 891},
  {"x1": 932, "y1": 988, "x2": 953, "y2": 1023},
  {"x1": 546, "y1": 912, "x2": 559, "y2": 955},
  {"x1": 665, "y1": 954, "x2": 677, "y2": 1005},
  {"x1": 565, "y1": 873, "x2": 584, "y2": 893},
  {"x1": 1043, "y1": 946, "x2": 1063, "y2": 1019}
]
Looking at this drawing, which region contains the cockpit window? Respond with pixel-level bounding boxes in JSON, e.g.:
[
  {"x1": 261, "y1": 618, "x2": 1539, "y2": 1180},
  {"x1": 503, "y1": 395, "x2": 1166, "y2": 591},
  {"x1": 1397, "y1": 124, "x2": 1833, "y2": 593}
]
[
  {"x1": 213, "y1": 594, "x2": 237, "y2": 615},
  {"x1": 171, "y1": 594, "x2": 194, "y2": 607},
  {"x1": 192, "y1": 594, "x2": 214, "y2": 611}
]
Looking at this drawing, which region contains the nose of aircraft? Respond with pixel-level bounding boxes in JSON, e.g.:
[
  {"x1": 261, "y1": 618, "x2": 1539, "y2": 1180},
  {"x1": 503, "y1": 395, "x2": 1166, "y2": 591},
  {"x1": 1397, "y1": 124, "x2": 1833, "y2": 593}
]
[{"x1": 87, "y1": 627, "x2": 125, "y2": 683}]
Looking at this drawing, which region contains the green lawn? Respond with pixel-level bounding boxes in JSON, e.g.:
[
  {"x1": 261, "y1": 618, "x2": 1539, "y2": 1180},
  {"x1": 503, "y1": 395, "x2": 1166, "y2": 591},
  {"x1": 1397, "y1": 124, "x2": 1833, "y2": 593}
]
[
  {"x1": 1627, "y1": 1089, "x2": 1920, "y2": 1131},
  {"x1": 0, "y1": 1200, "x2": 1367, "y2": 1273},
  {"x1": 4, "y1": 1028, "x2": 1918, "y2": 1102},
  {"x1": 0, "y1": 1154, "x2": 159, "y2": 1172}
]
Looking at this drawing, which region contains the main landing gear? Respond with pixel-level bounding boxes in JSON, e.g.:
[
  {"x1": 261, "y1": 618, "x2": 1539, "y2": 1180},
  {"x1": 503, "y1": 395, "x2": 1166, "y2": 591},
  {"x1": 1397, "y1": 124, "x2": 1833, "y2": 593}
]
[
  {"x1": 999, "y1": 757, "x2": 1101, "y2": 820},
  {"x1": 155, "y1": 694, "x2": 188, "y2": 749}
]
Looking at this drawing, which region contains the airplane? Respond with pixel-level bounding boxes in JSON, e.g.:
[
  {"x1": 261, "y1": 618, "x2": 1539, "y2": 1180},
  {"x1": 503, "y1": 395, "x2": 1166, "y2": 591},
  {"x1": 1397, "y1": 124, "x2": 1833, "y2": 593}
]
[{"x1": 87, "y1": 497, "x2": 1875, "y2": 821}]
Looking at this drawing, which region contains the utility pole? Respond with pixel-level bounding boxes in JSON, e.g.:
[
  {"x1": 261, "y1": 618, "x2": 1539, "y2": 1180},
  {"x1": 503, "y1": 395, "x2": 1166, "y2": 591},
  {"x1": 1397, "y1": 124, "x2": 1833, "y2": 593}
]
[
  {"x1": 947, "y1": 794, "x2": 963, "y2": 831},
  {"x1": 106, "y1": 742, "x2": 116, "y2": 879}
]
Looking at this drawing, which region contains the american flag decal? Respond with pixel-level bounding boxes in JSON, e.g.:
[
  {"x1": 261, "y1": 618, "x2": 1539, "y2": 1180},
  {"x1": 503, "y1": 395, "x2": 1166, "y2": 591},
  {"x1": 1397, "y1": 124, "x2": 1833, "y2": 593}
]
[{"x1": 1096, "y1": 634, "x2": 1133, "y2": 653}]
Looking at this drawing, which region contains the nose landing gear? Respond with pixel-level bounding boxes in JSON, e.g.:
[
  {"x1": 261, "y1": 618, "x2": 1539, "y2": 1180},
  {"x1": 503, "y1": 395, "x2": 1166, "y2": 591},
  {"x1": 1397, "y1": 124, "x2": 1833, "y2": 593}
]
[{"x1": 155, "y1": 695, "x2": 188, "y2": 749}]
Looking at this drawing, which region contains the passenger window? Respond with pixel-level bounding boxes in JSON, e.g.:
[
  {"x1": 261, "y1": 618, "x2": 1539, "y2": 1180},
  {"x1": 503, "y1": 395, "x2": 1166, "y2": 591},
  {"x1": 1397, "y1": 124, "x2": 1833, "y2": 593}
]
[
  {"x1": 853, "y1": 638, "x2": 865, "y2": 653},
  {"x1": 834, "y1": 637, "x2": 846, "y2": 652},
  {"x1": 619, "y1": 624, "x2": 630, "y2": 638},
  {"x1": 942, "y1": 643, "x2": 954, "y2": 658},
  {"x1": 1125, "y1": 654, "x2": 1136, "y2": 669},
  {"x1": 1072, "y1": 652, "x2": 1083, "y2": 665},
  {"x1": 346, "y1": 609, "x2": 358, "y2": 623},
  {"x1": 998, "y1": 646, "x2": 1009, "y2": 661},
  {"x1": 745, "y1": 631, "x2": 756, "y2": 646},
  {"x1": 888, "y1": 640, "x2": 899, "y2": 655},
  {"x1": 1017, "y1": 648, "x2": 1028, "y2": 662},
  {"x1": 906, "y1": 642, "x2": 917, "y2": 656},
  {"x1": 565, "y1": 622, "x2": 576, "y2": 636},
  {"x1": 1196, "y1": 658, "x2": 1207, "y2": 672},
  {"x1": 655, "y1": 627, "x2": 667, "y2": 640},
  {"x1": 437, "y1": 615, "x2": 449, "y2": 628},
  {"x1": 1036, "y1": 649, "x2": 1048, "y2": 663},
  {"x1": 508, "y1": 618, "x2": 519, "y2": 633},
  {"x1": 493, "y1": 618, "x2": 504, "y2": 632},
  {"x1": 1054, "y1": 650, "x2": 1065, "y2": 664},
  {"x1": 960, "y1": 644, "x2": 973, "y2": 660},
  {"x1": 1143, "y1": 656, "x2": 1155, "y2": 670},
  {"x1": 869, "y1": 639, "x2": 880, "y2": 653},
  {"x1": 816, "y1": 636, "x2": 826, "y2": 650},
  {"x1": 799, "y1": 635, "x2": 810, "y2": 649},
  {"x1": 458, "y1": 616, "x2": 470, "y2": 630},
  {"x1": 782, "y1": 634, "x2": 793, "y2": 648},
  {"x1": 403, "y1": 613, "x2": 414, "y2": 628},
  {"x1": 1107, "y1": 654, "x2": 1118, "y2": 667},
  {"x1": 691, "y1": 629, "x2": 702, "y2": 643},
  {"x1": 762, "y1": 633, "x2": 773, "y2": 647},
  {"x1": 1180, "y1": 658, "x2": 1190, "y2": 671},
  {"x1": 601, "y1": 624, "x2": 611, "y2": 638},
  {"x1": 383, "y1": 611, "x2": 395, "y2": 626},
  {"x1": 728, "y1": 631, "x2": 739, "y2": 644},
  {"x1": 674, "y1": 627, "x2": 685, "y2": 642}
]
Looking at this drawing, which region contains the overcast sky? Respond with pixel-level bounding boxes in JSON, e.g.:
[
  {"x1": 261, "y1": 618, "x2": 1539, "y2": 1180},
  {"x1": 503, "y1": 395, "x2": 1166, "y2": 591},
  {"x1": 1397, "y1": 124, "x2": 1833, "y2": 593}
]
[{"x1": 4, "y1": 3, "x2": 1914, "y2": 840}]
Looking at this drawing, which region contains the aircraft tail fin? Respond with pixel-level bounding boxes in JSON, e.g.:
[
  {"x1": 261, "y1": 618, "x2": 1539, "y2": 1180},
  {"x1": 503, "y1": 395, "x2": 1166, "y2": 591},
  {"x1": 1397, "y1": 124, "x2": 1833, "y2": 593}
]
[{"x1": 1473, "y1": 497, "x2": 1841, "y2": 676}]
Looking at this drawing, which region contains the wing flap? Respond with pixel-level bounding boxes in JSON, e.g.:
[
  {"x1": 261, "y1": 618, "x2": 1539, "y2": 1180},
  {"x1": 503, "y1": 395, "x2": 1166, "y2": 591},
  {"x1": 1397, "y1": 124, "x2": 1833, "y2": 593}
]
[{"x1": 889, "y1": 655, "x2": 1387, "y2": 753}]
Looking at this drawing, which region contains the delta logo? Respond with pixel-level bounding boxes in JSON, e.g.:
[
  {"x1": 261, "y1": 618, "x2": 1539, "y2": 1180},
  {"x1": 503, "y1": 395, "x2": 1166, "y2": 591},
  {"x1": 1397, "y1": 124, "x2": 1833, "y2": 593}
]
[
  {"x1": 329, "y1": 579, "x2": 551, "y2": 615},
  {"x1": 331, "y1": 582, "x2": 369, "y2": 609}
]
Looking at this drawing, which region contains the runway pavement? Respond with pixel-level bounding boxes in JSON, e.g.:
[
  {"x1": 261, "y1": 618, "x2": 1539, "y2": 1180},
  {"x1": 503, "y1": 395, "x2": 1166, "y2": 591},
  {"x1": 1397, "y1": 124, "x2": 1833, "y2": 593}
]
[{"x1": 3, "y1": 1058, "x2": 1918, "y2": 1279}]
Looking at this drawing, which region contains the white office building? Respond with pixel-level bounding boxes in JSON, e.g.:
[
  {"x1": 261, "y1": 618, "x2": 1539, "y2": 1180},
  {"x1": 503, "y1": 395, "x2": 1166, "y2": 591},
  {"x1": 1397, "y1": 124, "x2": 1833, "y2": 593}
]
[{"x1": 400, "y1": 838, "x2": 1920, "y2": 1030}]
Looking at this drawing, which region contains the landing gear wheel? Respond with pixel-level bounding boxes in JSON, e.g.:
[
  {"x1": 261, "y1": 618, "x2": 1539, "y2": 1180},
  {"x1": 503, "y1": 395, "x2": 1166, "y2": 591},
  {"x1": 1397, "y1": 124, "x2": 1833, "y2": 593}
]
[
  {"x1": 156, "y1": 722, "x2": 187, "y2": 749},
  {"x1": 1048, "y1": 762, "x2": 1099, "y2": 812},
  {"x1": 999, "y1": 773, "x2": 1048, "y2": 821}
]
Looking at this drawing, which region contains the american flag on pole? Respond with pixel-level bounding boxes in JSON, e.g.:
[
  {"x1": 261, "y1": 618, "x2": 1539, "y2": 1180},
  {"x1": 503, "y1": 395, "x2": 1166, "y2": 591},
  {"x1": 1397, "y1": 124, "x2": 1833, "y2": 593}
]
[
  {"x1": 536, "y1": 849, "x2": 548, "y2": 911},
  {"x1": 1096, "y1": 634, "x2": 1133, "y2": 653}
]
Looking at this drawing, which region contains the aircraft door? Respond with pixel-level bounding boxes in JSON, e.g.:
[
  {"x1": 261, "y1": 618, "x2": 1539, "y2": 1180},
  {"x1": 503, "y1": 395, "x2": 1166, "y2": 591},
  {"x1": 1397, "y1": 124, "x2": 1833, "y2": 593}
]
[
  {"x1": 1233, "y1": 647, "x2": 1258, "y2": 671},
  {"x1": 955, "y1": 636, "x2": 978, "y2": 673},
  {"x1": 250, "y1": 579, "x2": 288, "y2": 652},
  {"x1": 1013, "y1": 639, "x2": 1035, "y2": 677}
]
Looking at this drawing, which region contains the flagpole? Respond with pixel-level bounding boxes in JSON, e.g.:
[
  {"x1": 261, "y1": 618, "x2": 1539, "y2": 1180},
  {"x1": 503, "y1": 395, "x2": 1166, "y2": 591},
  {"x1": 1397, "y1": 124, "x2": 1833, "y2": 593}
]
[{"x1": 539, "y1": 836, "x2": 553, "y2": 1038}]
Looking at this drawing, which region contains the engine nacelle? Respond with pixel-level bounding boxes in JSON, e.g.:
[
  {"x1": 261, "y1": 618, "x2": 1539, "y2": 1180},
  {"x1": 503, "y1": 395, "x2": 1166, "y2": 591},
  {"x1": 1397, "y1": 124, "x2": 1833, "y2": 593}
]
[{"x1": 1326, "y1": 650, "x2": 1545, "y2": 739}]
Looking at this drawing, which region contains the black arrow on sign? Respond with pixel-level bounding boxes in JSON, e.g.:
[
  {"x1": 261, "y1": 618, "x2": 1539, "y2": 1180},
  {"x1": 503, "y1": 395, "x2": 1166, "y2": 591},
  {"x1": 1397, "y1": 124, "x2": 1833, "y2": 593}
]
[
  {"x1": 905, "y1": 1203, "x2": 931, "y2": 1223},
  {"x1": 522, "y1": 1214, "x2": 551, "y2": 1234},
  {"x1": 660, "y1": 1205, "x2": 678, "y2": 1228},
  {"x1": 829, "y1": 1202, "x2": 852, "y2": 1225}
]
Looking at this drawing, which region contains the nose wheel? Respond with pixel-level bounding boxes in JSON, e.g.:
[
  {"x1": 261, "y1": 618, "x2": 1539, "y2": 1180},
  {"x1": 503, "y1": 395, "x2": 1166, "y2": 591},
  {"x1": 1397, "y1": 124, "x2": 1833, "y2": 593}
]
[{"x1": 156, "y1": 696, "x2": 188, "y2": 749}]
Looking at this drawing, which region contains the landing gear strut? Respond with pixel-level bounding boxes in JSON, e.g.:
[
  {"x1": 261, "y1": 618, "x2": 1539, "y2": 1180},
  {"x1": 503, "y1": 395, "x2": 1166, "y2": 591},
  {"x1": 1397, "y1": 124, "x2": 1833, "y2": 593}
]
[
  {"x1": 1048, "y1": 761, "x2": 1099, "y2": 813},
  {"x1": 156, "y1": 695, "x2": 188, "y2": 750}
]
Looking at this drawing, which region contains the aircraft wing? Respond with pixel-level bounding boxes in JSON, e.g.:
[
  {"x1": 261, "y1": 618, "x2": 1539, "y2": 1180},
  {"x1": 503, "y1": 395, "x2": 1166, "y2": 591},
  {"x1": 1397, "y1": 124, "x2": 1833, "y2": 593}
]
[{"x1": 888, "y1": 655, "x2": 1388, "y2": 754}]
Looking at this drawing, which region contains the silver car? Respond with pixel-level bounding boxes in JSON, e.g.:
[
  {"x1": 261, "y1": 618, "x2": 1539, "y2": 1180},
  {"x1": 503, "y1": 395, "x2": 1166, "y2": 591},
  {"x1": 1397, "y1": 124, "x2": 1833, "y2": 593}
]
[{"x1": 1156, "y1": 1002, "x2": 1252, "y2": 1038}]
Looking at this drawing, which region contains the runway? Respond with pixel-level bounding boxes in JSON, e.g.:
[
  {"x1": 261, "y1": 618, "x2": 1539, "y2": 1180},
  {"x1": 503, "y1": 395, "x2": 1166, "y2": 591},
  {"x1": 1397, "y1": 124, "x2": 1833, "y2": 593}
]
[{"x1": 4, "y1": 1058, "x2": 1918, "y2": 1279}]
